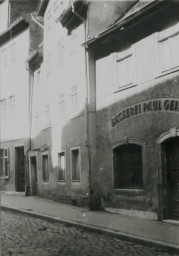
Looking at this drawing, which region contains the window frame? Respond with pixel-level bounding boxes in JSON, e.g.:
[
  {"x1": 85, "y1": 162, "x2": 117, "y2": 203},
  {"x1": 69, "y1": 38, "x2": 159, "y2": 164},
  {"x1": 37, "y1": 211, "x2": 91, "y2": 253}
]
[
  {"x1": 8, "y1": 95, "x2": 15, "y2": 119},
  {"x1": 0, "y1": 99, "x2": 6, "y2": 121},
  {"x1": 70, "y1": 86, "x2": 78, "y2": 115},
  {"x1": 112, "y1": 139, "x2": 145, "y2": 191},
  {"x1": 70, "y1": 146, "x2": 81, "y2": 183},
  {"x1": 59, "y1": 94, "x2": 65, "y2": 120},
  {"x1": 0, "y1": 148, "x2": 10, "y2": 179},
  {"x1": 41, "y1": 152, "x2": 50, "y2": 183},
  {"x1": 156, "y1": 22, "x2": 179, "y2": 76},
  {"x1": 114, "y1": 45, "x2": 136, "y2": 92},
  {"x1": 57, "y1": 151, "x2": 66, "y2": 182},
  {"x1": 10, "y1": 43, "x2": 16, "y2": 64},
  {"x1": 1, "y1": 48, "x2": 7, "y2": 68}
]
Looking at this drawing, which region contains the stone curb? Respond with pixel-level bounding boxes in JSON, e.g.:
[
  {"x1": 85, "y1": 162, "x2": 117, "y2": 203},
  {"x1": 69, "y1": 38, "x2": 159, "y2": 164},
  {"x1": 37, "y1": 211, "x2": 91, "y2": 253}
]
[{"x1": 1, "y1": 205, "x2": 179, "y2": 255}]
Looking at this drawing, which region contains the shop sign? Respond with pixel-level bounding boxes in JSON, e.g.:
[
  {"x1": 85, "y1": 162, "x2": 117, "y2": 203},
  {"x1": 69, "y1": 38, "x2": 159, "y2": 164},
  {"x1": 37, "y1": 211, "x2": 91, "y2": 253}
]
[{"x1": 110, "y1": 98, "x2": 179, "y2": 128}]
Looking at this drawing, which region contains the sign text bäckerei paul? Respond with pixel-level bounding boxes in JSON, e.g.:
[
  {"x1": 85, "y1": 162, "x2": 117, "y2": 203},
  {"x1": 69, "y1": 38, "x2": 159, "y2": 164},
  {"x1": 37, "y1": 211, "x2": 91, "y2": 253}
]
[{"x1": 111, "y1": 98, "x2": 179, "y2": 128}]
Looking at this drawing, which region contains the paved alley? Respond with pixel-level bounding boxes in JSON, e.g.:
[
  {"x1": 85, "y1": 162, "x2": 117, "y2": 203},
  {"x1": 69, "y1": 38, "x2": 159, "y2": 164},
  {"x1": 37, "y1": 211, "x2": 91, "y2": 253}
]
[{"x1": 1, "y1": 210, "x2": 178, "y2": 256}]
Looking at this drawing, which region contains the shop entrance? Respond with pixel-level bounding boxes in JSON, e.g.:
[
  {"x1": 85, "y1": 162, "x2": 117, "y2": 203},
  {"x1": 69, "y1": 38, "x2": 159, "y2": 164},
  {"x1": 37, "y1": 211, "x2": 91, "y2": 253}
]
[
  {"x1": 165, "y1": 138, "x2": 179, "y2": 220},
  {"x1": 30, "y1": 156, "x2": 38, "y2": 196},
  {"x1": 15, "y1": 146, "x2": 25, "y2": 192}
]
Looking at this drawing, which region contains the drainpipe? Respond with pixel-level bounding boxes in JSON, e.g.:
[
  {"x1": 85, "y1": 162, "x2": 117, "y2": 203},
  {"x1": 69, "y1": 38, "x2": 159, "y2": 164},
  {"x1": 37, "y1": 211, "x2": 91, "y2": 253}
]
[
  {"x1": 71, "y1": 1, "x2": 93, "y2": 209},
  {"x1": 25, "y1": 62, "x2": 34, "y2": 196}
]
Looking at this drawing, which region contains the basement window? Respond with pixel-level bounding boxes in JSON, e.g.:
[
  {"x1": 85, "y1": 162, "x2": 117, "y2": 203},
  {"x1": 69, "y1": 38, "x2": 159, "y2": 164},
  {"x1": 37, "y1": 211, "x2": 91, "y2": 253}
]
[{"x1": 113, "y1": 144, "x2": 143, "y2": 189}]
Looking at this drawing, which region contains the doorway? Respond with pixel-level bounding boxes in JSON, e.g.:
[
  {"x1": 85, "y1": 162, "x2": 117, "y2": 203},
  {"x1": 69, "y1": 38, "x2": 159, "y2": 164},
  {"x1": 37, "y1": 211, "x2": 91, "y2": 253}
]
[
  {"x1": 165, "y1": 138, "x2": 179, "y2": 220},
  {"x1": 15, "y1": 146, "x2": 25, "y2": 192},
  {"x1": 30, "y1": 156, "x2": 38, "y2": 196}
]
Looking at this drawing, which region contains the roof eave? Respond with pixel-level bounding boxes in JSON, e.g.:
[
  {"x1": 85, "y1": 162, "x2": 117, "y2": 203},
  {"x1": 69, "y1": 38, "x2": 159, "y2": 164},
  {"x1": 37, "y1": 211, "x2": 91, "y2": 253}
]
[{"x1": 82, "y1": 0, "x2": 164, "y2": 47}]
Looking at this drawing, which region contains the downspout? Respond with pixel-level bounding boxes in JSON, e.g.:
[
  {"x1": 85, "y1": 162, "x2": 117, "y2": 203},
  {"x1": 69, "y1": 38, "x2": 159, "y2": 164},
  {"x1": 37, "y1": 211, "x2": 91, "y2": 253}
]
[
  {"x1": 25, "y1": 62, "x2": 34, "y2": 196},
  {"x1": 71, "y1": 1, "x2": 93, "y2": 209}
]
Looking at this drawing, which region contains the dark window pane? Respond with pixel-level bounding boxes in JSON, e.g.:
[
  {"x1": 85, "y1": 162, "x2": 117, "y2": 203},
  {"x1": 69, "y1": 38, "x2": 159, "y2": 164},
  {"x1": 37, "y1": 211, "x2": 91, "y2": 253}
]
[
  {"x1": 113, "y1": 144, "x2": 143, "y2": 189},
  {"x1": 0, "y1": 149, "x2": 3, "y2": 157},
  {"x1": 58, "y1": 152, "x2": 65, "y2": 181},
  {"x1": 42, "y1": 155, "x2": 49, "y2": 181},
  {"x1": 71, "y1": 149, "x2": 80, "y2": 181},
  {"x1": 5, "y1": 158, "x2": 8, "y2": 177},
  {"x1": 0, "y1": 158, "x2": 3, "y2": 177}
]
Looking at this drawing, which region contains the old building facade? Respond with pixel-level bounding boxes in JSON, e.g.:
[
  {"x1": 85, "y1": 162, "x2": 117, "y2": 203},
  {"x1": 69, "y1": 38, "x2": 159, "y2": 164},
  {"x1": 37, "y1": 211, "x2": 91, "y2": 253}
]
[
  {"x1": 84, "y1": 0, "x2": 179, "y2": 220},
  {"x1": 1, "y1": 0, "x2": 179, "y2": 221}
]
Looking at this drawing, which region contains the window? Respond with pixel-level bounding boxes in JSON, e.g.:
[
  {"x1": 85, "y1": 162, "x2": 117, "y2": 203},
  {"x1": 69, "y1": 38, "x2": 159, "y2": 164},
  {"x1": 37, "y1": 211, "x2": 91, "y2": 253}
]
[
  {"x1": 1, "y1": 48, "x2": 7, "y2": 68},
  {"x1": 58, "y1": 39, "x2": 64, "y2": 67},
  {"x1": 113, "y1": 144, "x2": 143, "y2": 189},
  {"x1": 45, "y1": 105, "x2": 50, "y2": 127},
  {"x1": 158, "y1": 23, "x2": 179, "y2": 73},
  {"x1": 8, "y1": 96, "x2": 15, "y2": 119},
  {"x1": 71, "y1": 86, "x2": 78, "y2": 114},
  {"x1": 46, "y1": 53, "x2": 51, "y2": 78},
  {"x1": 42, "y1": 154, "x2": 49, "y2": 182},
  {"x1": 10, "y1": 43, "x2": 16, "y2": 64},
  {"x1": 71, "y1": 148, "x2": 80, "y2": 181},
  {"x1": 0, "y1": 99, "x2": 6, "y2": 121},
  {"x1": 59, "y1": 94, "x2": 65, "y2": 119},
  {"x1": 115, "y1": 47, "x2": 135, "y2": 90},
  {"x1": 58, "y1": 152, "x2": 65, "y2": 181},
  {"x1": 0, "y1": 148, "x2": 9, "y2": 178}
]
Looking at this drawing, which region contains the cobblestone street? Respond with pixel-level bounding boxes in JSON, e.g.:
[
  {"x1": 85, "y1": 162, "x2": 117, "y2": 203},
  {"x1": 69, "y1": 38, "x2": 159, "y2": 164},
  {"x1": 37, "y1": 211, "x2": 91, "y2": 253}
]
[{"x1": 0, "y1": 210, "x2": 178, "y2": 256}]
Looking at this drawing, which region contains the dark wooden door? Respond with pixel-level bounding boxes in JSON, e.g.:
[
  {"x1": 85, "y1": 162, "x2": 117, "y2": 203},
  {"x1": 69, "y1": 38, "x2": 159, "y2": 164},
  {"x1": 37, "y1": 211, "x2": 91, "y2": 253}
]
[
  {"x1": 166, "y1": 139, "x2": 179, "y2": 220},
  {"x1": 15, "y1": 147, "x2": 25, "y2": 192}
]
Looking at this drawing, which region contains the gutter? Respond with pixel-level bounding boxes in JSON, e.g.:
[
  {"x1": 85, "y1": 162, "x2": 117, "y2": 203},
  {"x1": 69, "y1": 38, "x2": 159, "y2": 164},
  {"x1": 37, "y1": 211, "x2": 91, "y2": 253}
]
[
  {"x1": 82, "y1": 0, "x2": 164, "y2": 47},
  {"x1": 0, "y1": 18, "x2": 29, "y2": 45}
]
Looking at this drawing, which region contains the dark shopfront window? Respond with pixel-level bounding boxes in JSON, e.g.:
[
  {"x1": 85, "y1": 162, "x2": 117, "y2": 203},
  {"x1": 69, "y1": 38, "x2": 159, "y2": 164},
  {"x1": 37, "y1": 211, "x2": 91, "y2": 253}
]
[{"x1": 113, "y1": 144, "x2": 143, "y2": 189}]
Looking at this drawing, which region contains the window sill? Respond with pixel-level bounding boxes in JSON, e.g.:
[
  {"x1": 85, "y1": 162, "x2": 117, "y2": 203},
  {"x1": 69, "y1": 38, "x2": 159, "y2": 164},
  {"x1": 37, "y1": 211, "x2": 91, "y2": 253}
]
[
  {"x1": 42, "y1": 181, "x2": 50, "y2": 184},
  {"x1": 114, "y1": 83, "x2": 137, "y2": 93},
  {"x1": 156, "y1": 67, "x2": 179, "y2": 79},
  {"x1": 58, "y1": 180, "x2": 66, "y2": 184},
  {"x1": 41, "y1": 126, "x2": 51, "y2": 131},
  {"x1": 113, "y1": 188, "x2": 144, "y2": 196},
  {"x1": 0, "y1": 176, "x2": 9, "y2": 180},
  {"x1": 71, "y1": 180, "x2": 81, "y2": 185}
]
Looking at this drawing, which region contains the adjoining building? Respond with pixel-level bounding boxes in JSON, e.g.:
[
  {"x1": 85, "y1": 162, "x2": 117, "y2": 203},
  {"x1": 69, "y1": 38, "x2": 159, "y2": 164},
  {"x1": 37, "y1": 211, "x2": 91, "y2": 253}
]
[
  {"x1": 0, "y1": 0, "x2": 43, "y2": 193},
  {"x1": 27, "y1": 0, "x2": 134, "y2": 208}
]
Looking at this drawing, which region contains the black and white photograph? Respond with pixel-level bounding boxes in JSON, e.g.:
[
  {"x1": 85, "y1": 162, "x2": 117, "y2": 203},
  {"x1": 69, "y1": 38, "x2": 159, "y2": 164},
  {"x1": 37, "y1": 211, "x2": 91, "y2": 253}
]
[{"x1": 0, "y1": 0, "x2": 179, "y2": 255}]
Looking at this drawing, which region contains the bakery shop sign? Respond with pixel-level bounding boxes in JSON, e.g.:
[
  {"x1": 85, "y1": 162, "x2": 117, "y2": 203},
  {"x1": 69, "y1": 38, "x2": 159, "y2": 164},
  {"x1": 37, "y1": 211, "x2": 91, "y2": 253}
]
[{"x1": 111, "y1": 98, "x2": 179, "y2": 128}]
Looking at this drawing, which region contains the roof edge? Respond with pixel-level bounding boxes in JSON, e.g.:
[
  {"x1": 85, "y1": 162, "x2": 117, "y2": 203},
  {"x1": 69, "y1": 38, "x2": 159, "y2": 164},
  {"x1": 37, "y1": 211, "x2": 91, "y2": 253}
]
[{"x1": 82, "y1": 0, "x2": 164, "y2": 47}]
